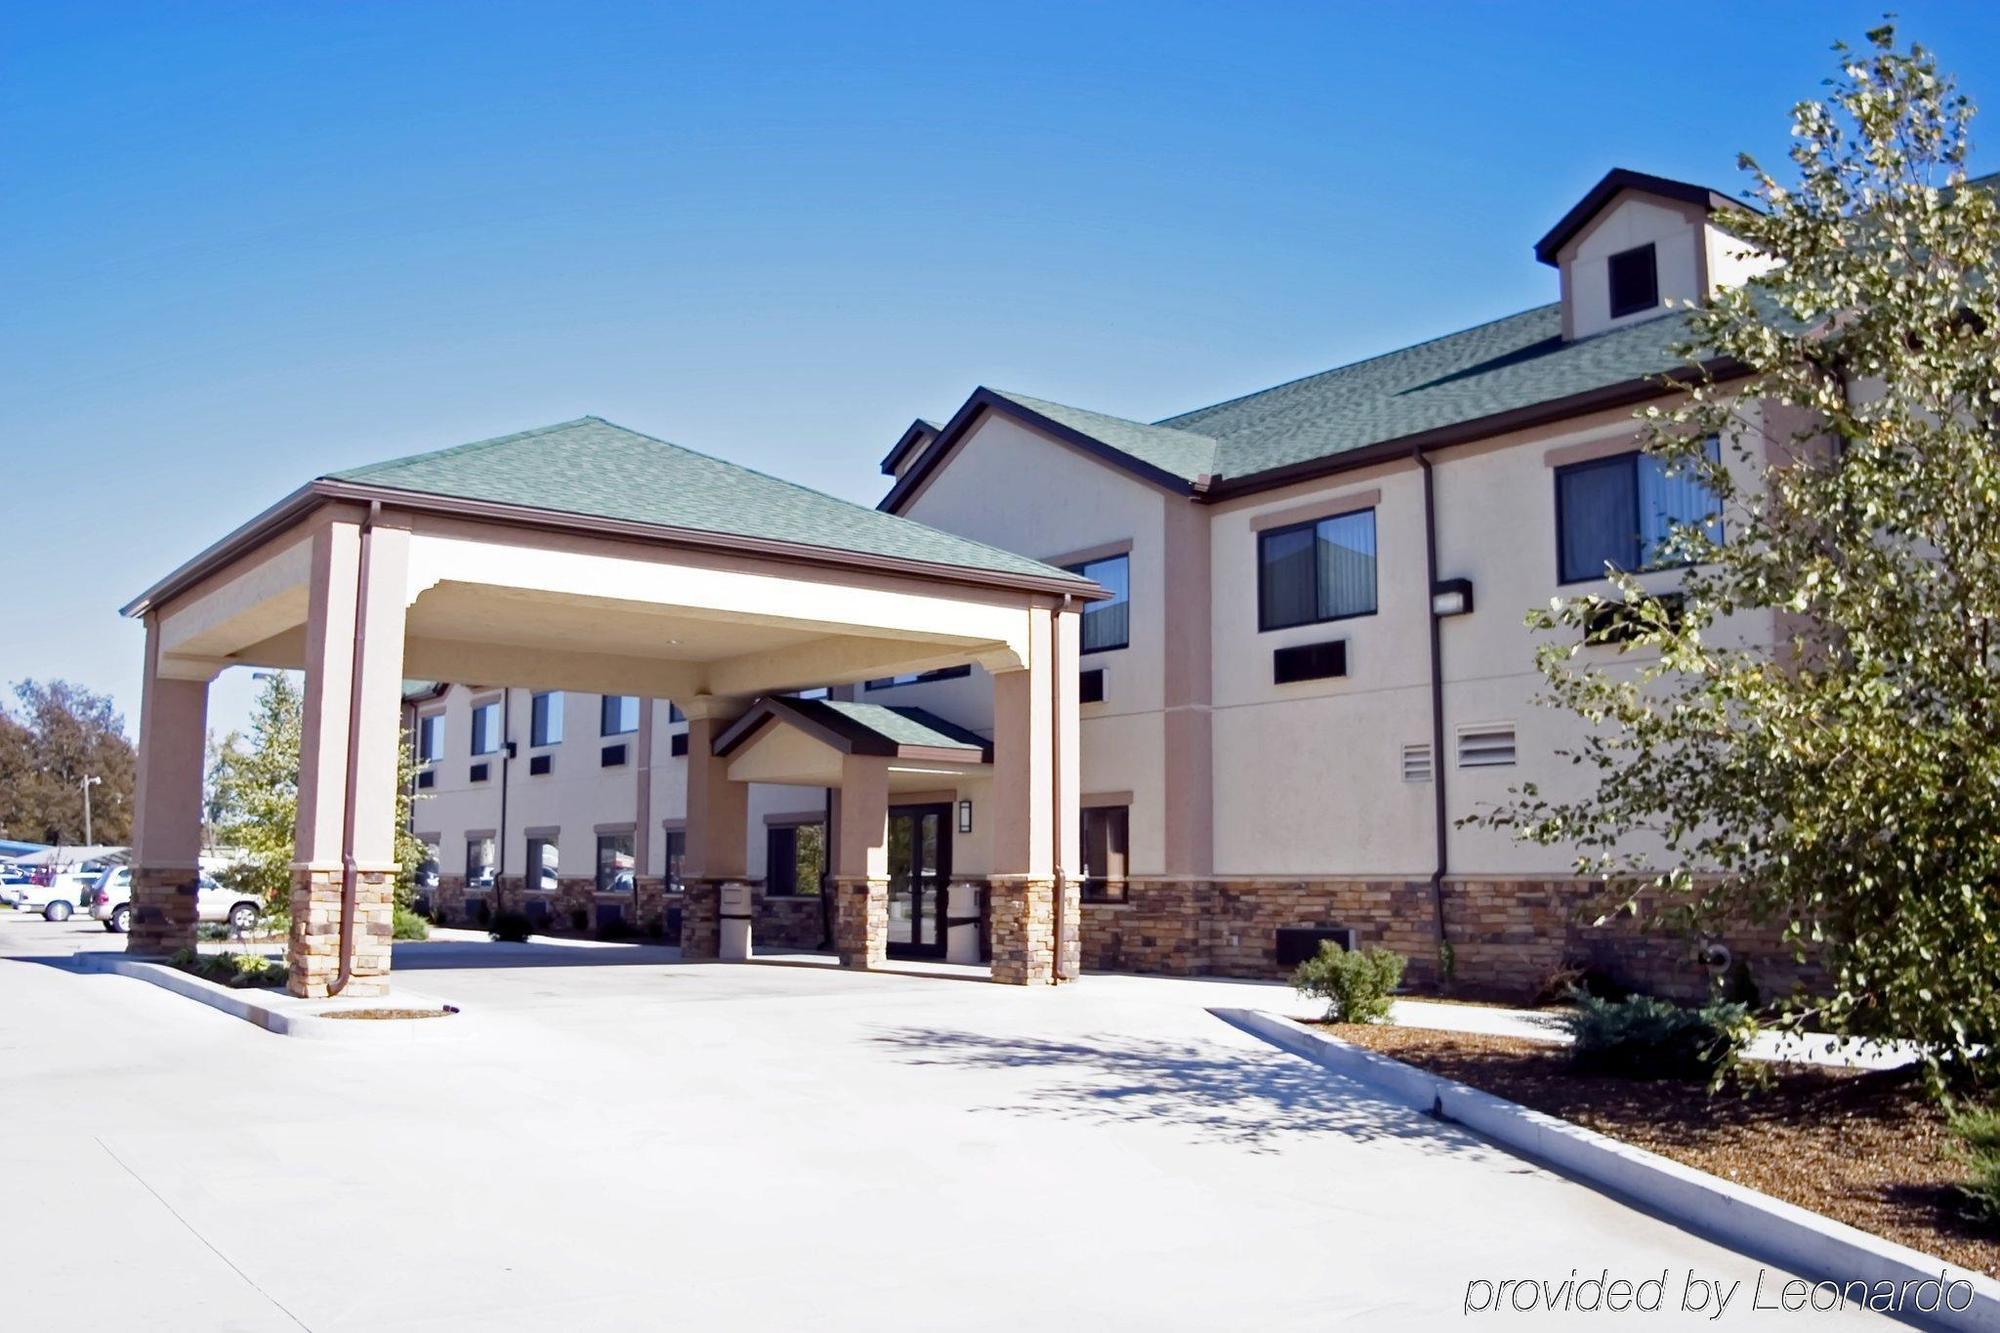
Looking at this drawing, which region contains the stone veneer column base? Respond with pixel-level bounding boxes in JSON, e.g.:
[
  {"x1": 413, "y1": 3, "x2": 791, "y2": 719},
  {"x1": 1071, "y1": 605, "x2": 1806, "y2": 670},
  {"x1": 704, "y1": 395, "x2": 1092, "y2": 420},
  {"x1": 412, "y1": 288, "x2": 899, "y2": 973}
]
[
  {"x1": 286, "y1": 866, "x2": 394, "y2": 999},
  {"x1": 634, "y1": 877, "x2": 668, "y2": 934},
  {"x1": 989, "y1": 877, "x2": 1055, "y2": 985},
  {"x1": 831, "y1": 878, "x2": 886, "y2": 970},
  {"x1": 680, "y1": 881, "x2": 721, "y2": 959},
  {"x1": 128, "y1": 865, "x2": 201, "y2": 955}
]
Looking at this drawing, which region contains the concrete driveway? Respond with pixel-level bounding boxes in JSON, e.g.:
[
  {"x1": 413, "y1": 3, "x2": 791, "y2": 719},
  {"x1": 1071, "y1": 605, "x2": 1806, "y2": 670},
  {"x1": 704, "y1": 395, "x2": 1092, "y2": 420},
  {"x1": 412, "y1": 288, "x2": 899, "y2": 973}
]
[{"x1": 0, "y1": 913, "x2": 1881, "y2": 1330}]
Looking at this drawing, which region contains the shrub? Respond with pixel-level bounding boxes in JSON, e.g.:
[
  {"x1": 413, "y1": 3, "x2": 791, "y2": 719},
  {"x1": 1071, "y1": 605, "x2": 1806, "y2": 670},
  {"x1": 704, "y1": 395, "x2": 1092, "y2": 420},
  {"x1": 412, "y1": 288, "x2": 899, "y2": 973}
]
[
  {"x1": 1556, "y1": 992, "x2": 1756, "y2": 1083},
  {"x1": 392, "y1": 905, "x2": 430, "y2": 941},
  {"x1": 1292, "y1": 944, "x2": 1405, "y2": 1024},
  {"x1": 1949, "y1": 1108, "x2": 2000, "y2": 1226},
  {"x1": 167, "y1": 948, "x2": 288, "y2": 990},
  {"x1": 472, "y1": 899, "x2": 492, "y2": 927},
  {"x1": 596, "y1": 918, "x2": 633, "y2": 942},
  {"x1": 489, "y1": 910, "x2": 534, "y2": 943},
  {"x1": 196, "y1": 922, "x2": 230, "y2": 942},
  {"x1": 569, "y1": 907, "x2": 589, "y2": 933},
  {"x1": 644, "y1": 917, "x2": 666, "y2": 941}
]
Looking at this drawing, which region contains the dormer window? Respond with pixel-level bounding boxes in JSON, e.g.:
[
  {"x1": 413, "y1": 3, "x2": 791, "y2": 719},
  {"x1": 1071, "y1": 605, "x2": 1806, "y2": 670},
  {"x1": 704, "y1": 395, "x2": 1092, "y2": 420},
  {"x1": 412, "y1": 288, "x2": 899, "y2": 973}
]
[{"x1": 1607, "y1": 243, "x2": 1659, "y2": 318}]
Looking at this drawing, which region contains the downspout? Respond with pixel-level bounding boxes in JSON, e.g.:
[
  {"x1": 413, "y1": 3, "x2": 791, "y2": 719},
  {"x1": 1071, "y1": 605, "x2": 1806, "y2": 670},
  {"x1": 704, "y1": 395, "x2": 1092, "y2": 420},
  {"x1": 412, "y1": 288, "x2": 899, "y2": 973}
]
[
  {"x1": 497, "y1": 688, "x2": 511, "y2": 910},
  {"x1": 330, "y1": 500, "x2": 380, "y2": 997},
  {"x1": 1416, "y1": 450, "x2": 1451, "y2": 991},
  {"x1": 1050, "y1": 597, "x2": 1071, "y2": 983}
]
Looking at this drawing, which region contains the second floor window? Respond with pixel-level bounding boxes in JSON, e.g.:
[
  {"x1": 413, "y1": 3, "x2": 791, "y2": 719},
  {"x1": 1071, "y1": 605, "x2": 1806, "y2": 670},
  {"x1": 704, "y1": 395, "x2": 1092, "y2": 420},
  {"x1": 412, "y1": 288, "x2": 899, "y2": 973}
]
[
  {"x1": 530, "y1": 691, "x2": 563, "y2": 747},
  {"x1": 1065, "y1": 553, "x2": 1130, "y2": 653},
  {"x1": 600, "y1": 694, "x2": 639, "y2": 736},
  {"x1": 470, "y1": 700, "x2": 501, "y2": 756},
  {"x1": 1556, "y1": 441, "x2": 1723, "y2": 585},
  {"x1": 1258, "y1": 508, "x2": 1377, "y2": 632},
  {"x1": 416, "y1": 713, "x2": 444, "y2": 763}
]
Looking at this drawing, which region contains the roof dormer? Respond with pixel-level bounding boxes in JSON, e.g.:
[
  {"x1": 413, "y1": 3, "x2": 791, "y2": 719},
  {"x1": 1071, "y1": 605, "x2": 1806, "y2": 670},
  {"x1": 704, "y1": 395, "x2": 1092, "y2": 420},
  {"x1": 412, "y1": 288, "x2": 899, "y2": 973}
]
[{"x1": 1536, "y1": 168, "x2": 1769, "y2": 340}]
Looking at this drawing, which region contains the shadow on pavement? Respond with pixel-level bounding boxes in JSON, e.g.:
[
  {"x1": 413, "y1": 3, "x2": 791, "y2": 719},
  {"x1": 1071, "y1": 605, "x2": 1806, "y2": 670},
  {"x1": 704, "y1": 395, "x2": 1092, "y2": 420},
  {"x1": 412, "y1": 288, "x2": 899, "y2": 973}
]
[{"x1": 868, "y1": 1025, "x2": 1501, "y2": 1157}]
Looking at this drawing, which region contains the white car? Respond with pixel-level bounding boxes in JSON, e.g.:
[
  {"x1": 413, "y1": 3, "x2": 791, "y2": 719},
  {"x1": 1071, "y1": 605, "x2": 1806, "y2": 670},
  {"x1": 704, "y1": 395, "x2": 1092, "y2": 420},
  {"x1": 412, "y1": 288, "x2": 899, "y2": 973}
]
[
  {"x1": 16, "y1": 864, "x2": 117, "y2": 921},
  {"x1": 88, "y1": 867, "x2": 264, "y2": 936}
]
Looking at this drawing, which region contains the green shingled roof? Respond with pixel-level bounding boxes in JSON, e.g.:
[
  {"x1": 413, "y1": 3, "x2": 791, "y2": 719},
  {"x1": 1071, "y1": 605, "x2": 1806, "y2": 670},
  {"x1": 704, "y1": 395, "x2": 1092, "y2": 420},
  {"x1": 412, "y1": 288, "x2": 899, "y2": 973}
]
[
  {"x1": 328, "y1": 417, "x2": 1093, "y2": 586},
  {"x1": 812, "y1": 700, "x2": 990, "y2": 752},
  {"x1": 1161, "y1": 303, "x2": 1701, "y2": 481},
  {"x1": 989, "y1": 390, "x2": 1221, "y2": 482}
]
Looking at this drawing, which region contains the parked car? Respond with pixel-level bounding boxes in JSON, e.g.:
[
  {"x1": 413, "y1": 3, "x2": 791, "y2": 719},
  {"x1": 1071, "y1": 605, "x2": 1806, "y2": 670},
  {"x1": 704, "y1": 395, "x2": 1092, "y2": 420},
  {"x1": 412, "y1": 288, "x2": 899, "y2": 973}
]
[
  {"x1": 0, "y1": 864, "x2": 30, "y2": 906},
  {"x1": 88, "y1": 867, "x2": 263, "y2": 935},
  {"x1": 17, "y1": 863, "x2": 117, "y2": 921}
]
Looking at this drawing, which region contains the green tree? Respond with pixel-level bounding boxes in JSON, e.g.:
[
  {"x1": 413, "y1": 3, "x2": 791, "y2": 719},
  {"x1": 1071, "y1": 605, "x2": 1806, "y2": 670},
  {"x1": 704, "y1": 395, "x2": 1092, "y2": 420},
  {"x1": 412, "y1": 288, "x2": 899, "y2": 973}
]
[
  {"x1": 0, "y1": 680, "x2": 136, "y2": 845},
  {"x1": 209, "y1": 673, "x2": 430, "y2": 920},
  {"x1": 1480, "y1": 26, "x2": 2000, "y2": 1094}
]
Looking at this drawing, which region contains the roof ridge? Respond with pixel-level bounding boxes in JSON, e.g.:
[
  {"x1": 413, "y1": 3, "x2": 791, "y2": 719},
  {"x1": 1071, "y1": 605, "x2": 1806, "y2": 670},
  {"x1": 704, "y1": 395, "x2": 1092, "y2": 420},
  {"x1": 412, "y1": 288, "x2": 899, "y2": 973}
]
[
  {"x1": 994, "y1": 388, "x2": 1215, "y2": 440},
  {"x1": 329, "y1": 417, "x2": 604, "y2": 481},
  {"x1": 1153, "y1": 302, "x2": 1561, "y2": 427},
  {"x1": 592, "y1": 417, "x2": 1096, "y2": 579}
]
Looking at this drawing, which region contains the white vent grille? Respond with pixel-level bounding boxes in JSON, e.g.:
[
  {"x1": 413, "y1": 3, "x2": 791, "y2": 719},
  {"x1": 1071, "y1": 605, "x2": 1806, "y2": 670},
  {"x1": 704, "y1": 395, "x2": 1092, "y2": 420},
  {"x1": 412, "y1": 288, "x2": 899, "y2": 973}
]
[
  {"x1": 1400, "y1": 743, "x2": 1434, "y2": 783},
  {"x1": 1456, "y1": 723, "x2": 1517, "y2": 768}
]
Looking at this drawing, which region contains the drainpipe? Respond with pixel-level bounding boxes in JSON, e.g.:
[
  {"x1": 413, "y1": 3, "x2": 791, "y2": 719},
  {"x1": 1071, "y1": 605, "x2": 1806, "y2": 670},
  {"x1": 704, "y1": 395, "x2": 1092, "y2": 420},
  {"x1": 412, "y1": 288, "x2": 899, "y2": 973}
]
[
  {"x1": 1415, "y1": 449, "x2": 1451, "y2": 991},
  {"x1": 1050, "y1": 597, "x2": 1071, "y2": 983},
  {"x1": 330, "y1": 500, "x2": 380, "y2": 997},
  {"x1": 497, "y1": 688, "x2": 511, "y2": 911}
]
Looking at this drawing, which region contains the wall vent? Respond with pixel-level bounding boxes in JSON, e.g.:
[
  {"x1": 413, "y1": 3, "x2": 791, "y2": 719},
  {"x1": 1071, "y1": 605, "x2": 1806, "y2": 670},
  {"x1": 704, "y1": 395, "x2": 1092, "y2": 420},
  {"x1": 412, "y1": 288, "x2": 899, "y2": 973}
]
[
  {"x1": 468, "y1": 762, "x2": 490, "y2": 783},
  {"x1": 670, "y1": 732, "x2": 689, "y2": 758},
  {"x1": 528, "y1": 753, "x2": 552, "y2": 776},
  {"x1": 1272, "y1": 639, "x2": 1347, "y2": 685},
  {"x1": 415, "y1": 769, "x2": 435, "y2": 790},
  {"x1": 1079, "y1": 668, "x2": 1106, "y2": 705},
  {"x1": 1401, "y1": 743, "x2": 1434, "y2": 784},
  {"x1": 1456, "y1": 723, "x2": 1517, "y2": 768},
  {"x1": 601, "y1": 743, "x2": 628, "y2": 768}
]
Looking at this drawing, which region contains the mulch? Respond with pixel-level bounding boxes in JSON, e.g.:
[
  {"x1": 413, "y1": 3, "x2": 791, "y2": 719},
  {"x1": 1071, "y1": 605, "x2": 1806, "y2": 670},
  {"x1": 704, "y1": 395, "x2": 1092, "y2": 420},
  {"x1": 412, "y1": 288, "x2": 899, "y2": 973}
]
[{"x1": 1324, "y1": 1023, "x2": 1998, "y2": 1278}]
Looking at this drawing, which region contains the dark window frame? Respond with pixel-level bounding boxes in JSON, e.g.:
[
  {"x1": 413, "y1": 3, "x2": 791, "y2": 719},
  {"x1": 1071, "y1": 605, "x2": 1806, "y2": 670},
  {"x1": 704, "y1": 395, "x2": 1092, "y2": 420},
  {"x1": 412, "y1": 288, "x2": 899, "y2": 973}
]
[
  {"x1": 662, "y1": 828, "x2": 686, "y2": 890},
  {"x1": 599, "y1": 694, "x2": 639, "y2": 736},
  {"x1": 1607, "y1": 242, "x2": 1659, "y2": 319},
  {"x1": 595, "y1": 831, "x2": 635, "y2": 893},
  {"x1": 525, "y1": 835, "x2": 559, "y2": 893},
  {"x1": 1256, "y1": 507, "x2": 1380, "y2": 633},
  {"x1": 1553, "y1": 441, "x2": 1725, "y2": 586},
  {"x1": 863, "y1": 664, "x2": 972, "y2": 691},
  {"x1": 765, "y1": 821, "x2": 826, "y2": 897},
  {"x1": 469, "y1": 700, "x2": 501, "y2": 756},
  {"x1": 416, "y1": 713, "x2": 445, "y2": 763},
  {"x1": 1079, "y1": 805, "x2": 1130, "y2": 902},
  {"x1": 529, "y1": 691, "x2": 562, "y2": 747},
  {"x1": 465, "y1": 835, "x2": 494, "y2": 890},
  {"x1": 1063, "y1": 552, "x2": 1131, "y2": 655}
]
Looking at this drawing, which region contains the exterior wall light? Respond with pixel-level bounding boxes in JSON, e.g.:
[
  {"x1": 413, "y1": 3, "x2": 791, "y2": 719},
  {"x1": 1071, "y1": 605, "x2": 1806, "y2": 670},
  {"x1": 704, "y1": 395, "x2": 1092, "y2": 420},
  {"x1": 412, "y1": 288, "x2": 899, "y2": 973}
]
[
  {"x1": 1430, "y1": 578, "x2": 1475, "y2": 618},
  {"x1": 958, "y1": 799, "x2": 973, "y2": 834}
]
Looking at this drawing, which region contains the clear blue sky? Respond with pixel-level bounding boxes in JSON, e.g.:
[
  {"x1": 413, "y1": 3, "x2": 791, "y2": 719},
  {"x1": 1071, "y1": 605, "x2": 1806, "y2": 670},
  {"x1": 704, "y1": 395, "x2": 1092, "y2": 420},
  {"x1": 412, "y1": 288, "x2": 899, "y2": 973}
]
[{"x1": 7, "y1": 1, "x2": 2000, "y2": 741}]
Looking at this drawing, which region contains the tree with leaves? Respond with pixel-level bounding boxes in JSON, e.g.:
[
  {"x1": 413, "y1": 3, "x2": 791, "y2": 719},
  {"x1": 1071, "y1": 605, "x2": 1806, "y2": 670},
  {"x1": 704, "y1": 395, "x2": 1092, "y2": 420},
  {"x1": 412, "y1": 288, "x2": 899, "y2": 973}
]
[
  {"x1": 209, "y1": 673, "x2": 429, "y2": 923},
  {"x1": 1481, "y1": 25, "x2": 2000, "y2": 1094},
  {"x1": 0, "y1": 680, "x2": 136, "y2": 845}
]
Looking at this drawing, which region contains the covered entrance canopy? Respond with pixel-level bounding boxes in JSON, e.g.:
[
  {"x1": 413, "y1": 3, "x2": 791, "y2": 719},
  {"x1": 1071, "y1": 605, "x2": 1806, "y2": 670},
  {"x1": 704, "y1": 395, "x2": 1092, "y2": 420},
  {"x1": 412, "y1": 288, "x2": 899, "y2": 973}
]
[{"x1": 121, "y1": 418, "x2": 1094, "y2": 997}]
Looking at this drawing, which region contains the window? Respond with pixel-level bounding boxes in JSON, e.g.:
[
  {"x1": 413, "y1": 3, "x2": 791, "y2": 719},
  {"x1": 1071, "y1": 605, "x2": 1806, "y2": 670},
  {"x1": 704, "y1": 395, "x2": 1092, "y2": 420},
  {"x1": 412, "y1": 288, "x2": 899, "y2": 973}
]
[
  {"x1": 1556, "y1": 441, "x2": 1723, "y2": 584},
  {"x1": 526, "y1": 836, "x2": 559, "y2": 892},
  {"x1": 668, "y1": 702, "x2": 685, "y2": 724},
  {"x1": 1456, "y1": 723, "x2": 1517, "y2": 769},
  {"x1": 864, "y1": 665, "x2": 972, "y2": 690},
  {"x1": 766, "y1": 822, "x2": 826, "y2": 896},
  {"x1": 1079, "y1": 805, "x2": 1129, "y2": 901},
  {"x1": 530, "y1": 692, "x2": 563, "y2": 747},
  {"x1": 596, "y1": 832, "x2": 634, "y2": 892},
  {"x1": 600, "y1": 694, "x2": 639, "y2": 736},
  {"x1": 416, "y1": 713, "x2": 445, "y2": 762},
  {"x1": 470, "y1": 700, "x2": 501, "y2": 755},
  {"x1": 465, "y1": 835, "x2": 495, "y2": 890},
  {"x1": 1258, "y1": 508, "x2": 1378, "y2": 631},
  {"x1": 1064, "y1": 553, "x2": 1130, "y2": 653},
  {"x1": 663, "y1": 829, "x2": 686, "y2": 889},
  {"x1": 1401, "y1": 742, "x2": 1434, "y2": 784},
  {"x1": 1607, "y1": 243, "x2": 1659, "y2": 319}
]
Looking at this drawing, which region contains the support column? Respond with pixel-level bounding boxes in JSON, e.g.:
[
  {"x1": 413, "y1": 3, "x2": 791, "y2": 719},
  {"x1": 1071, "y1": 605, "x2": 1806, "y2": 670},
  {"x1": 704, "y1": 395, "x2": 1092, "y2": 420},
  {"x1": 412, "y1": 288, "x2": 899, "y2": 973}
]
[
  {"x1": 288, "y1": 516, "x2": 410, "y2": 999},
  {"x1": 832, "y1": 753, "x2": 889, "y2": 969},
  {"x1": 128, "y1": 619, "x2": 212, "y2": 956},
  {"x1": 988, "y1": 606, "x2": 1081, "y2": 984},
  {"x1": 680, "y1": 696, "x2": 748, "y2": 961}
]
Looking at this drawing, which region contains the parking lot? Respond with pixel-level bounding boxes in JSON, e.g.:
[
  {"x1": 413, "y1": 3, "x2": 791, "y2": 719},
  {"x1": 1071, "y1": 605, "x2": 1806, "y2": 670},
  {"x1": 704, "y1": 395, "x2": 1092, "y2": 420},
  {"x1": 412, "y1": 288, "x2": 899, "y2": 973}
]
[{"x1": 0, "y1": 910, "x2": 1882, "y2": 1330}]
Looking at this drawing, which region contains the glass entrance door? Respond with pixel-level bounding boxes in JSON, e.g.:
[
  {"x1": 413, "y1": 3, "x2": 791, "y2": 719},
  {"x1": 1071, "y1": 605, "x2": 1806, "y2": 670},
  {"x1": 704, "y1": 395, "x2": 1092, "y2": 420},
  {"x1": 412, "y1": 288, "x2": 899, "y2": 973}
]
[{"x1": 886, "y1": 803, "x2": 950, "y2": 959}]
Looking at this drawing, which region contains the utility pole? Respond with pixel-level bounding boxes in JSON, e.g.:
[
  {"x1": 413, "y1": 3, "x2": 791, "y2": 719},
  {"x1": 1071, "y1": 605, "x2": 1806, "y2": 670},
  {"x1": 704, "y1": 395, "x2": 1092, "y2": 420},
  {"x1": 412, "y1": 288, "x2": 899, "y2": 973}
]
[{"x1": 80, "y1": 775, "x2": 100, "y2": 845}]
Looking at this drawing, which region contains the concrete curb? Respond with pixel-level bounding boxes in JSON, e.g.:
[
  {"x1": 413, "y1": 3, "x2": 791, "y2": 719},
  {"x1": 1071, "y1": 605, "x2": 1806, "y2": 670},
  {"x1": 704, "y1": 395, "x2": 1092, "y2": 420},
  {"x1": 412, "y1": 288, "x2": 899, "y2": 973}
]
[
  {"x1": 77, "y1": 953, "x2": 462, "y2": 1041},
  {"x1": 1215, "y1": 1007, "x2": 2000, "y2": 1333}
]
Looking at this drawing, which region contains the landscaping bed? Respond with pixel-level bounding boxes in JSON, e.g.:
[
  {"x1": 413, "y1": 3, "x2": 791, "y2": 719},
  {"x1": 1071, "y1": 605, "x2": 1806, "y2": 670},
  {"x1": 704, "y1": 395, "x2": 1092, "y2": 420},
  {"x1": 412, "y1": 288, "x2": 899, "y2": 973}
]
[{"x1": 1327, "y1": 1023, "x2": 1998, "y2": 1277}]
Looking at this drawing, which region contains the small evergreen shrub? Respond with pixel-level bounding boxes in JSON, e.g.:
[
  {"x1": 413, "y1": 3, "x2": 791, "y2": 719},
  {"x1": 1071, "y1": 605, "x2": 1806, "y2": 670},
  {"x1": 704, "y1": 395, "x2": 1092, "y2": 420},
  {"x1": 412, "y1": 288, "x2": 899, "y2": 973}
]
[
  {"x1": 1948, "y1": 1107, "x2": 2000, "y2": 1226},
  {"x1": 168, "y1": 948, "x2": 289, "y2": 990},
  {"x1": 489, "y1": 910, "x2": 534, "y2": 943},
  {"x1": 392, "y1": 905, "x2": 431, "y2": 941},
  {"x1": 1291, "y1": 944, "x2": 1405, "y2": 1024},
  {"x1": 1556, "y1": 992, "x2": 1756, "y2": 1083}
]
